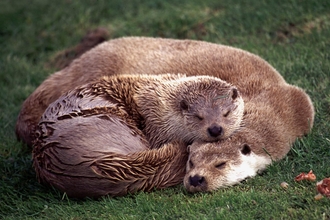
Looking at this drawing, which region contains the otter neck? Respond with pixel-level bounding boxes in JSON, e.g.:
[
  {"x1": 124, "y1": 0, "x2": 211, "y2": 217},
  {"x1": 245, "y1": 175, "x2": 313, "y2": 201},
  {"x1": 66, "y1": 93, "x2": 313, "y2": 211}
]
[
  {"x1": 95, "y1": 78, "x2": 145, "y2": 127},
  {"x1": 135, "y1": 85, "x2": 182, "y2": 148}
]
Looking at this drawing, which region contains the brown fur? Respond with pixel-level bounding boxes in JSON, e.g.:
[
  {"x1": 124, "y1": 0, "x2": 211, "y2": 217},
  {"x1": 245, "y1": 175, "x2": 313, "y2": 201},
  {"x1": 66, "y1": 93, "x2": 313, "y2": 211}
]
[
  {"x1": 16, "y1": 36, "x2": 286, "y2": 146},
  {"x1": 32, "y1": 73, "x2": 243, "y2": 198},
  {"x1": 34, "y1": 74, "x2": 243, "y2": 148},
  {"x1": 34, "y1": 140, "x2": 188, "y2": 198},
  {"x1": 184, "y1": 84, "x2": 315, "y2": 193}
]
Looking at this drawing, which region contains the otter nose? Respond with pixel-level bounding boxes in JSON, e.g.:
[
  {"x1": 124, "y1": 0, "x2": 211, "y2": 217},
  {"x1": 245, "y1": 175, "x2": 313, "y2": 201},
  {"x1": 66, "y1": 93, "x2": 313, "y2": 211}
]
[
  {"x1": 189, "y1": 175, "x2": 205, "y2": 187},
  {"x1": 207, "y1": 125, "x2": 223, "y2": 137}
]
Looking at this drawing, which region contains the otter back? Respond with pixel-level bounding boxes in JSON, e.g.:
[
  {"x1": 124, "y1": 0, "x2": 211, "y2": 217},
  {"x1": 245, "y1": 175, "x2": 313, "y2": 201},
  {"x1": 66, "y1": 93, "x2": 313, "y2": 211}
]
[{"x1": 16, "y1": 36, "x2": 284, "y2": 146}]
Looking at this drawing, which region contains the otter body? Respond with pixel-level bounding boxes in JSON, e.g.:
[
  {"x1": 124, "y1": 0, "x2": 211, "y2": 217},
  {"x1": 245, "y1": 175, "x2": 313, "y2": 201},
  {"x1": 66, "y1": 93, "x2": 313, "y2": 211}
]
[
  {"x1": 33, "y1": 73, "x2": 244, "y2": 197},
  {"x1": 184, "y1": 84, "x2": 315, "y2": 193},
  {"x1": 16, "y1": 36, "x2": 285, "y2": 146},
  {"x1": 37, "y1": 73, "x2": 243, "y2": 148}
]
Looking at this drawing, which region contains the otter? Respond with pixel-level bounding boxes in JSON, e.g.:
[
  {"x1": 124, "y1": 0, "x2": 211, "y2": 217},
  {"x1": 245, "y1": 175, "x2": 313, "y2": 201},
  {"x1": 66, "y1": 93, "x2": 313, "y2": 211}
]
[
  {"x1": 33, "y1": 73, "x2": 244, "y2": 198},
  {"x1": 15, "y1": 36, "x2": 286, "y2": 146},
  {"x1": 33, "y1": 73, "x2": 244, "y2": 149},
  {"x1": 184, "y1": 84, "x2": 315, "y2": 193}
]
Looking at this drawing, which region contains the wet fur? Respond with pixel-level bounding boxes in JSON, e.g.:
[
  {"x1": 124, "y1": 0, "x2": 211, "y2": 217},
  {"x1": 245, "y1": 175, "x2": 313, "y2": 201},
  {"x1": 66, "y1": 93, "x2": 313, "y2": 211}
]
[
  {"x1": 34, "y1": 140, "x2": 188, "y2": 198},
  {"x1": 32, "y1": 73, "x2": 242, "y2": 198}
]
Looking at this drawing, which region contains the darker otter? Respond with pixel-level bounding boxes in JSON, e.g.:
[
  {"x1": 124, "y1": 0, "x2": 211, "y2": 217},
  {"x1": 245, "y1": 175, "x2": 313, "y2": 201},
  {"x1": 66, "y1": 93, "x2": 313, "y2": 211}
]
[
  {"x1": 33, "y1": 73, "x2": 244, "y2": 197},
  {"x1": 34, "y1": 73, "x2": 244, "y2": 148}
]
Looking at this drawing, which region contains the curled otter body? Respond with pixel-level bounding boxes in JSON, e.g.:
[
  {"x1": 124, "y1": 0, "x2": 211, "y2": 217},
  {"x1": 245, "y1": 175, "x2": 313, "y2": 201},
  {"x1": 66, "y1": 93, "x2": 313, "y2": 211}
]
[
  {"x1": 36, "y1": 73, "x2": 244, "y2": 148},
  {"x1": 33, "y1": 73, "x2": 244, "y2": 197},
  {"x1": 184, "y1": 84, "x2": 315, "y2": 193},
  {"x1": 16, "y1": 36, "x2": 285, "y2": 146}
]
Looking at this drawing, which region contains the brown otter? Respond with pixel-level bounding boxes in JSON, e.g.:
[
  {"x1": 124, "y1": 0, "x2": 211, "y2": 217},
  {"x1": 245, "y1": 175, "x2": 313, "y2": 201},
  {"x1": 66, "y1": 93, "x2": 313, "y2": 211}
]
[
  {"x1": 32, "y1": 73, "x2": 244, "y2": 197},
  {"x1": 184, "y1": 84, "x2": 315, "y2": 193},
  {"x1": 15, "y1": 36, "x2": 286, "y2": 146},
  {"x1": 35, "y1": 73, "x2": 243, "y2": 148}
]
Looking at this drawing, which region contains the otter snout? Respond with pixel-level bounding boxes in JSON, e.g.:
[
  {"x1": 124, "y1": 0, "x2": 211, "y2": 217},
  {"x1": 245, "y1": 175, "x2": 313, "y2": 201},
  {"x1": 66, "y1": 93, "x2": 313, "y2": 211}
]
[
  {"x1": 207, "y1": 124, "x2": 223, "y2": 138},
  {"x1": 189, "y1": 175, "x2": 206, "y2": 187}
]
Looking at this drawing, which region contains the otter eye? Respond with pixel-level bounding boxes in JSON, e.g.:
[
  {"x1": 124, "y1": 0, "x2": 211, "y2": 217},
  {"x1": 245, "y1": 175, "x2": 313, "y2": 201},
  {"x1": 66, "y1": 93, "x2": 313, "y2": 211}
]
[
  {"x1": 180, "y1": 100, "x2": 189, "y2": 111},
  {"x1": 223, "y1": 110, "x2": 230, "y2": 117},
  {"x1": 189, "y1": 160, "x2": 194, "y2": 168},
  {"x1": 195, "y1": 114, "x2": 204, "y2": 121},
  {"x1": 241, "y1": 144, "x2": 251, "y2": 155},
  {"x1": 231, "y1": 87, "x2": 238, "y2": 100},
  {"x1": 215, "y1": 162, "x2": 226, "y2": 169}
]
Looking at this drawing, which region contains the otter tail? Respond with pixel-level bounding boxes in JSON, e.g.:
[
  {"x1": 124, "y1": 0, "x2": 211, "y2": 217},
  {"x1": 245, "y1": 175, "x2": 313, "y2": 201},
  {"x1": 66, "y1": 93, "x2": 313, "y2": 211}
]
[{"x1": 33, "y1": 142, "x2": 187, "y2": 199}]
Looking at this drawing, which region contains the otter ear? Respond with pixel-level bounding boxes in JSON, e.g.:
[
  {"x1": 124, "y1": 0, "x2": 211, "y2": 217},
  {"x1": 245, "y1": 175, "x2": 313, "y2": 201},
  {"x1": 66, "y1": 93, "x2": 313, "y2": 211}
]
[
  {"x1": 240, "y1": 144, "x2": 251, "y2": 155},
  {"x1": 230, "y1": 87, "x2": 239, "y2": 100},
  {"x1": 180, "y1": 100, "x2": 189, "y2": 111},
  {"x1": 187, "y1": 145, "x2": 191, "y2": 153}
]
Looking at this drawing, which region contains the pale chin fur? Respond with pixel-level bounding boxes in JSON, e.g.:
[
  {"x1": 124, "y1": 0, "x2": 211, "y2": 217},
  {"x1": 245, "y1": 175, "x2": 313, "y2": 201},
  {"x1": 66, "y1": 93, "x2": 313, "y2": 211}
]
[{"x1": 224, "y1": 152, "x2": 272, "y2": 187}]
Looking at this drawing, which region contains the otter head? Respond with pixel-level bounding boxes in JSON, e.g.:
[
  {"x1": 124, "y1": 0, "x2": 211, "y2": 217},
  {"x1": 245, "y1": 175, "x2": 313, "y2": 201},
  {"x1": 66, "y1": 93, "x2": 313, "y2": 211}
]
[
  {"x1": 135, "y1": 75, "x2": 244, "y2": 148},
  {"x1": 172, "y1": 76, "x2": 244, "y2": 144},
  {"x1": 183, "y1": 138, "x2": 272, "y2": 193}
]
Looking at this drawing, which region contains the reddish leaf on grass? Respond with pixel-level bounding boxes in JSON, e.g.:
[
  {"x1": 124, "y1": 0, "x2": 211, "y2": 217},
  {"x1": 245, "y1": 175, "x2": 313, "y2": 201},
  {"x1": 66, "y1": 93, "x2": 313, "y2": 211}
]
[
  {"x1": 316, "y1": 178, "x2": 330, "y2": 197},
  {"x1": 294, "y1": 170, "x2": 316, "y2": 182}
]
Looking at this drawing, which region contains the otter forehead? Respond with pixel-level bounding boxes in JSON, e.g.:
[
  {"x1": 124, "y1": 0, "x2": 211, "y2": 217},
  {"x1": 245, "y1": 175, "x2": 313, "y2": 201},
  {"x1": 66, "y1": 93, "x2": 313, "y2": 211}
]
[
  {"x1": 177, "y1": 97, "x2": 236, "y2": 117},
  {"x1": 182, "y1": 81, "x2": 234, "y2": 96},
  {"x1": 159, "y1": 75, "x2": 242, "y2": 111},
  {"x1": 167, "y1": 75, "x2": 234, "y2": 92},
  {"x1": 175, "y1": 88, "x2": 242, "y2": 113},
  {"x1": 188, "y1": 142, "x2": 241, "y2": 163}
]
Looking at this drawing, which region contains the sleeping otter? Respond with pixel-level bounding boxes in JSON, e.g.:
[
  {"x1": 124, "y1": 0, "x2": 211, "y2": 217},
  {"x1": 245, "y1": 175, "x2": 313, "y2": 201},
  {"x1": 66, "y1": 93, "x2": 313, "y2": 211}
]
[
  {"x1": 33, "y1": 73, "x2": 244, "y2": 197},
  {"x1": 35, "y1": 73, "x2": 243, "y2": 148}
]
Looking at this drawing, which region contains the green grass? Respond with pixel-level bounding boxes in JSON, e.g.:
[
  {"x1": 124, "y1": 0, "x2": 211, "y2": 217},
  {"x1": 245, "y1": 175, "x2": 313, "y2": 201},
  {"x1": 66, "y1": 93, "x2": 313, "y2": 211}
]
[{"x1": 1, "y1": 0, "x2": 330, "y2": 219}]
